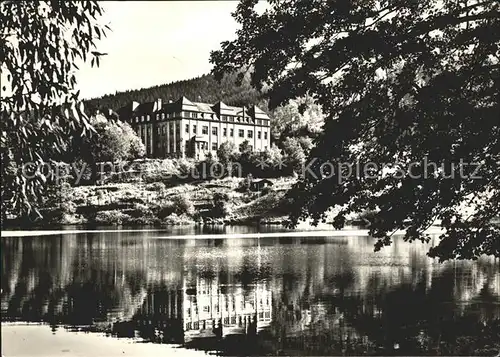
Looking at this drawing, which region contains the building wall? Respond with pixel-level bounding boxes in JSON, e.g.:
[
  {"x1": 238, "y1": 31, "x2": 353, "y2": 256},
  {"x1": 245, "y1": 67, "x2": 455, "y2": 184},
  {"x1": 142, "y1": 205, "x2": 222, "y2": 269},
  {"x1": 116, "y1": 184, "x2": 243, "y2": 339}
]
[
  {"x1": 183, "y1": 276, "x2": 272, "y2": 332},
  {"x1": 181, "y1": 119, "x2": 270, "y2": 156},
  {"x1": 126, "y1": 101, "x2": 271, "y2": 159}
]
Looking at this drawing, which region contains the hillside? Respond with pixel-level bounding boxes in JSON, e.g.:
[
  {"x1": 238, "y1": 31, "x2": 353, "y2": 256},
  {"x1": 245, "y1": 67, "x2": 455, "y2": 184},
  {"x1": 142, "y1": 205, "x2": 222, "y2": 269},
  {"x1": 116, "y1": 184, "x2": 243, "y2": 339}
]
[{"x1": 85, "y1": 72, "x2": 268, "y2": 113}]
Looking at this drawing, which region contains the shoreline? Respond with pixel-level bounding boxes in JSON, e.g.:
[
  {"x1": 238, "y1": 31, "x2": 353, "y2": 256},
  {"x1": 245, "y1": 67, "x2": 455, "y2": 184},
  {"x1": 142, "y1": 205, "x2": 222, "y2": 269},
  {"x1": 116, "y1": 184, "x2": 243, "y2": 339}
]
[
  {"x1": 3, "y1": 176, "x2": 303, "y2": 228},
  {"x1": 1, "y1": 226, "x2": 446, "y2": 238},
  {"x1": 1, "y1": 323, "x2": 203, "y2": 357}
]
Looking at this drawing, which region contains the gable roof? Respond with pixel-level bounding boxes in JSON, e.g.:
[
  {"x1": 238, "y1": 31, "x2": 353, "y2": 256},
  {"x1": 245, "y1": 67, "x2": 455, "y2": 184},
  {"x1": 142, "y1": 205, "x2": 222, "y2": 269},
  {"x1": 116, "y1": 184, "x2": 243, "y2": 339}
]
[
  {"x1": 249, "y1": 105, "x2": 269, "y2": 119},
  {"x1": 117, "y1": 96, "x2": 271, "y2": 121},
  {"x1": 178, "y1": 96, "x2": 198, "y2": 111},
  {"x1": 193, "y1": 102, "x2": 215, "y2": 113}
]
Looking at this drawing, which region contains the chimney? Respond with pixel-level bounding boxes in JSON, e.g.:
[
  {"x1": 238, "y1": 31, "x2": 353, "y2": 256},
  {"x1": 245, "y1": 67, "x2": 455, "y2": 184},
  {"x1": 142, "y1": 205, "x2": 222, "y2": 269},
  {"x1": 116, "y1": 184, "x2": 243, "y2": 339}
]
[
  {"x1": 154, "y1": 98, "x2": 162, "y2": 112},
  {"x1": 131, "y1": 101, "x2": 139, "y2": 111}
]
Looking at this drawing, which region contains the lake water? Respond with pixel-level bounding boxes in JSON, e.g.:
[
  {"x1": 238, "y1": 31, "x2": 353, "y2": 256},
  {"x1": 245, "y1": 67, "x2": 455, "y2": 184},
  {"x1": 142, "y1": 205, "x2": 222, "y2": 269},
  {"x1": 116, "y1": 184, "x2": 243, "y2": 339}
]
[{"x1": 1, "y1": 227, "x2": 499, "y2": 356}]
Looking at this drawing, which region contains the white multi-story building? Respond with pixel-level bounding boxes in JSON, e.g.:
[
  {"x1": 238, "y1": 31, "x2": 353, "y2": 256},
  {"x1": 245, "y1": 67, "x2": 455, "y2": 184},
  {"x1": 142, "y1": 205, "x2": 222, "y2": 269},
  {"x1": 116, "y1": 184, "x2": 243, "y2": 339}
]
[
  {"x1": 183, "y1": 275, "x2": 272, "y2": 340},
  {"x1": 118, "y1": 96, "x2": 271, "y2": 160}
]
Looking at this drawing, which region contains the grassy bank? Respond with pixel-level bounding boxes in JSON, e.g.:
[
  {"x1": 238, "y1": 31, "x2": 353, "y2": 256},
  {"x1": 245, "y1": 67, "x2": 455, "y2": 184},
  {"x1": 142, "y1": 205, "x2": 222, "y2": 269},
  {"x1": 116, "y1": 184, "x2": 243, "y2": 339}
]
[
  {"x1": 3, "y1": 158, "x2": 374, "y2": 229},
  {"x1": 29, "y1": 175, "x2": 300, "y2": 227}
]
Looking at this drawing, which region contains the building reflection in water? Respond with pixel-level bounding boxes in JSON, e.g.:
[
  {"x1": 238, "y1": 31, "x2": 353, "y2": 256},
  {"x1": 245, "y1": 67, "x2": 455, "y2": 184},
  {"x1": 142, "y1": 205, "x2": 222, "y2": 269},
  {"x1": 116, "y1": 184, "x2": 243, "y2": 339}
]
[
  {"x1": 1, "y1": 231, "x2": 499, "y2": 355},
  {"x1": 182, "y1": 277, "x2": 272, "y2": 341}
]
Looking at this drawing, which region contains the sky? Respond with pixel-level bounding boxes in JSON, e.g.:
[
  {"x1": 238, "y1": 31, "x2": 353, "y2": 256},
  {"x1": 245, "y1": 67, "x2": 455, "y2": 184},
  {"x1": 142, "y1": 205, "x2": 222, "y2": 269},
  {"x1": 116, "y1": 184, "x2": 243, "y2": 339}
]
[{"x1": 75, "y1": 1, "x2": 245, "y2": 100}]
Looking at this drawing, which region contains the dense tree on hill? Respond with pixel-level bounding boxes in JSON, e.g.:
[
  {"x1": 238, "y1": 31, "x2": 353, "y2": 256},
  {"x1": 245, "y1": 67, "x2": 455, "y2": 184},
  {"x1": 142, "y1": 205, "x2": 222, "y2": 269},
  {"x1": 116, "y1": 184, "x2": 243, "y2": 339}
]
[
  {"x1": 1, "y1": 1, "x2": 108, "y2": 221},
  {"x1": 85, "y1": 72, "x2": 267, "y2": 112},
  {"x1": 210, "y1": 0, "x2": 500, "y2": 260}
]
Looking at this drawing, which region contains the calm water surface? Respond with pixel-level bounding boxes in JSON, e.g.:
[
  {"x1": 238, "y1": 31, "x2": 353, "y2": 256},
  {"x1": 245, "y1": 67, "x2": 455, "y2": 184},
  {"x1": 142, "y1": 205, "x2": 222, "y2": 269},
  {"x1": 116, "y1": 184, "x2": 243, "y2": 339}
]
[{"x1": 1, "y1": 227, "x2": 499, "y2": 355}]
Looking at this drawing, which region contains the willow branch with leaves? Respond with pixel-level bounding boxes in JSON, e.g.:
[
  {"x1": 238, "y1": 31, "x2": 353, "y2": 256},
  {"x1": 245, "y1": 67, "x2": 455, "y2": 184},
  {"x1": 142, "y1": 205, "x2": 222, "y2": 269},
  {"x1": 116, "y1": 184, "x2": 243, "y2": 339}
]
[{"x1": 1, "y1": 1, "x2": 109, "y2": 221}]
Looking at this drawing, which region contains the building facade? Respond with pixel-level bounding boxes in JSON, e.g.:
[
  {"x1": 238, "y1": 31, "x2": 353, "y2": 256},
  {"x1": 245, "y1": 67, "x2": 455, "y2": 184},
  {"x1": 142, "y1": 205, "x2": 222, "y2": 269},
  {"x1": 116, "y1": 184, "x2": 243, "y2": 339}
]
[
  {"x1": 118, "y1": 96, "x2": 271, "y2": 160},
  {"x1": 183, "y1": 274, "x2": 272, "y2": 341}
]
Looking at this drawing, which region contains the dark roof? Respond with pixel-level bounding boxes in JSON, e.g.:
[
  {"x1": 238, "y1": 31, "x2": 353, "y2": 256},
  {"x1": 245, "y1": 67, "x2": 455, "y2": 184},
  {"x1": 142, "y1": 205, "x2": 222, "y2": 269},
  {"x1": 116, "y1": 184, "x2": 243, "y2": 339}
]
[
  {"x1": 135, "y1": 101, "x2": 155, "y2": 115},
  {"x1": 117, "y1": 96, "x2": 270, "y2": 120},
  {"x1": 248, "y1": 105, "x2": 269, "y2": 119}
]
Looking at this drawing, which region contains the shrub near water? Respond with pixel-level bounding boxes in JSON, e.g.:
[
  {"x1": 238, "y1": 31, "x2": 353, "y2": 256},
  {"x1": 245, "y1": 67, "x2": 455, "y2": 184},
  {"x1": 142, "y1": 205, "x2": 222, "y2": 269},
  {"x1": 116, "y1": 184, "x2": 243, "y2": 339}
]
[
  {"x1": 94, "y1": 210, "x2": 130, "y2": 225},
  {"x1": 125, "y1": 203, "x2": 155, "y2": 219},
  {"x1": 212, "y1": 192, "x2": 230, "y2": 218},
  {"x1": 163, "y1": 213, "x2": 194, "y2": 225},
  {"x1": 156, "y1": 202, "x2": 175, "y2": 219},
  {"x1": 172, "y1": 194, "x2": 195, "y2": 216}
]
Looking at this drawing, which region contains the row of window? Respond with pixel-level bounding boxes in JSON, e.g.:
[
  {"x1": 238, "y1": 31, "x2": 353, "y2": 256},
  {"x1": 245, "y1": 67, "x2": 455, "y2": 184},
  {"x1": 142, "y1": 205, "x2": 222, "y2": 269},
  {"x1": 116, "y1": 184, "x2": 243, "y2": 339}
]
[
  {"x1": 142, "y1": 139, "x2": 268, "y2": 154},
  {"x1": 187, "y1": 304, "x2": 270, "y2": 316},
  {"x1": 198, "y1": 112, "x2": 270, "y2": 126},
  {"x1": 137, "y1": 127, "x2": 268, "y2": 153},
  {"x1": 133, "y1": 112, "x2": 269, "y2": 126},
  {"x1": 221, "y1": 114, "x2": 250, "y2": 124},
  {"x1": 137, "y1": 127, "x2": 152, "y2": 135},
  {"x1": 186, "y1": 124, "x2": 268, "y2": 139},
  {"x1": 134, "y1": 112, "x2": 181, "y2": 123},
  {"x1": 206, "y1": 143, "x2": 267, "y2": 152},
  {"x1": 185, "y1": 312, "x2": 271, "y2": 330},
  {"x1": 157, "y1": 141, "x2": 181, "y2": 151},
  {"x1": 148, "y1": 124, "x2": 269, "y2": 139},
  {"x1": 186, "y1": 299, "x2": 270, "y2": 317},
  {"x1": 154, "y1": 141, "x2": 255, "y2": 151},
  {"x1": 161, "y1": 142, "x2": 266, "y2": 152},
  {"x1": 156, "y1": 125, "x2": 180, "y2": 135}
]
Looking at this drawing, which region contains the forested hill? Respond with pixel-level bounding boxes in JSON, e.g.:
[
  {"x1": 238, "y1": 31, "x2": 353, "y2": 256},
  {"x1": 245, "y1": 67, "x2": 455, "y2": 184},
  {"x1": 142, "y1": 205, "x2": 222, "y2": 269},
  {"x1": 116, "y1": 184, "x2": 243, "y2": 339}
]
[{"x1": 85, "y1": 72, "x2": 266, "y2": 113}]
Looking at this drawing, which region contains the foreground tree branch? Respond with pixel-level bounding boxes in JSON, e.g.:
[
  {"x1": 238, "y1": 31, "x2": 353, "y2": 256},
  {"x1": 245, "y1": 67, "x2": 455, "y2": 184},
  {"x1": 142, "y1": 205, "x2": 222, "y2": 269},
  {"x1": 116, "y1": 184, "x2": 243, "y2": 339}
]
[
  {"x1": 1, "y1": 1, "x2": 109, "y2": 221},
  {"x1": 211, "y1": 0, "x2": 500, "y2": 260}
]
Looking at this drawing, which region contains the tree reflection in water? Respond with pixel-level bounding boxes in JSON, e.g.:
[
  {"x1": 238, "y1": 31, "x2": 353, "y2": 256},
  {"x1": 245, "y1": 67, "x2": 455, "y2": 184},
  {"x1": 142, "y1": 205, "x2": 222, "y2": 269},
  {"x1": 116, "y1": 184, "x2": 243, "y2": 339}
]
[{"x1": 1, "y1": 232, "x2": 499, "y2": 355}]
